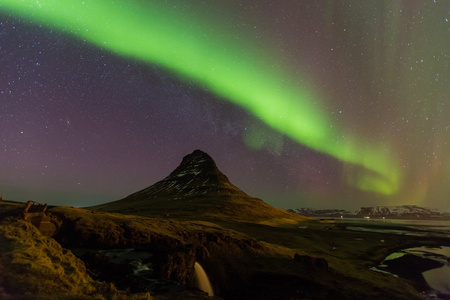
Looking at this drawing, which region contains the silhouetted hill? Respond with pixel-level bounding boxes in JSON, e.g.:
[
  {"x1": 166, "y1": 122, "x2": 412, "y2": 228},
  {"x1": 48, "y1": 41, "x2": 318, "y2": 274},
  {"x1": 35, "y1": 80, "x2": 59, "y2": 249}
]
[{"x1": 92, "y1": 150, "x2": 307, "y2": 224}]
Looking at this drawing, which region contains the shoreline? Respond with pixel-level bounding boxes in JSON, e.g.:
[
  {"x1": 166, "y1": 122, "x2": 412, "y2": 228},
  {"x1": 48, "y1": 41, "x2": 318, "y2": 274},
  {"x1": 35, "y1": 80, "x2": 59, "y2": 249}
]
[
  {"x1": 334, "y1": 219, "x2": 450, "y2": 298},
  {"x1": 313, "y1": 215, "x2": 450, "y2": 221}
]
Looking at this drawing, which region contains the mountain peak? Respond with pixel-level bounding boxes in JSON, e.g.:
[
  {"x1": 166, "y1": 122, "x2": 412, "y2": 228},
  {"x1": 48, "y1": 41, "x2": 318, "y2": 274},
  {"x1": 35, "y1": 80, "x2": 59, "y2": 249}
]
[
  {"x1": 168, "y1": 150, "x2": 217, "y2": 178},
  {"x1": 165, "y1": 150, "x2": 231, "y2": 187},
  {"x1": 185, "y1": 149, "x2": 213, "y2": 161},
  {"x1": 92, "y1": 150, "x2": 308, "y2": 223}
]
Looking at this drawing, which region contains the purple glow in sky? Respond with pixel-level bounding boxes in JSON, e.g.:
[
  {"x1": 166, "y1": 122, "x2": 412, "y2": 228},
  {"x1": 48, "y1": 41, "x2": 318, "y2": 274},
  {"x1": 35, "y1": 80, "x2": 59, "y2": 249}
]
[{"x1": 1, "y1": 1, "x2": 449, "y2": 210}]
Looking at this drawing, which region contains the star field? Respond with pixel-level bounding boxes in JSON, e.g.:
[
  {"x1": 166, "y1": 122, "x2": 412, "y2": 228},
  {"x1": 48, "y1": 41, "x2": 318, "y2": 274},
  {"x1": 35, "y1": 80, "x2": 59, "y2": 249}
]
[{"x1": 1, "y1": 1, "x2": 449, "y2": 210}]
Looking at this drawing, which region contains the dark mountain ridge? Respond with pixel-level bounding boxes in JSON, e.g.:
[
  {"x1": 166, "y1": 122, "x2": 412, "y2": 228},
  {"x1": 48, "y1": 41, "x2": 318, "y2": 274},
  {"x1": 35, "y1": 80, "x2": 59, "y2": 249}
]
[
  {"x1": 290, "y1": 205, "x2": 448, "y2": 220},
  {"x1": 93, "y1": 150, "x2": 307, "y2": 223}
]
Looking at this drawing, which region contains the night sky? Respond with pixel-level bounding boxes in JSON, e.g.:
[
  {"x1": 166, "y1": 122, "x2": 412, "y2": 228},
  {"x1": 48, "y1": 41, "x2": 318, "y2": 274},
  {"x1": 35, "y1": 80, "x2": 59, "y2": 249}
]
[{"x1": 1, "y1": 1, "x2": 449, "y2": 211}]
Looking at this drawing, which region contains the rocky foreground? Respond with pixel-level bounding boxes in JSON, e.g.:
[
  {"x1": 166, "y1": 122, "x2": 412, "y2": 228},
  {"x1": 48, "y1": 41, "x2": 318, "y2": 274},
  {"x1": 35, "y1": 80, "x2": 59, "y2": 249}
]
[
  {"x1": 1, "y1": 150, "x2": 449, "y2": 299},
  {"x1": 2, "y1": 199, "x2": 450, "y2": 299}
]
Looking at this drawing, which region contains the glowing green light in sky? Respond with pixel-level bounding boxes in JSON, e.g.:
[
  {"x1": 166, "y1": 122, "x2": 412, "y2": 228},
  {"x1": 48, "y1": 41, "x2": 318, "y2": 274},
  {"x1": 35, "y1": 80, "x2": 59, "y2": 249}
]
[{"x1": 0, "y1": 0, "x2": 400, "y2": 194}]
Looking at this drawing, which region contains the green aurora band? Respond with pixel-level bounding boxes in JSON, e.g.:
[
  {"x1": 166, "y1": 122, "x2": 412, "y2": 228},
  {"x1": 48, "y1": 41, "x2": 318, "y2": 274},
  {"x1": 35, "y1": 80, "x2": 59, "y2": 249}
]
[{"x1": 0, "y1": 0, "x2": 400, "y2": 195}]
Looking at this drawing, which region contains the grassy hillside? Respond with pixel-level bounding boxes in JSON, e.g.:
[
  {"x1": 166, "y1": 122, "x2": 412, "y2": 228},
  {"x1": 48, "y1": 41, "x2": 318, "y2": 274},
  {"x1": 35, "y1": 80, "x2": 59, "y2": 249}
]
[
  {"x1": 1, "y1": 199, "x2": 444, "y2": 299},
  {"x1": 0, "y1": 218, "x2": 116, "y2": 299},
  {"x1": 51, "y1": 206, "x2": 427, "y2": 299}
]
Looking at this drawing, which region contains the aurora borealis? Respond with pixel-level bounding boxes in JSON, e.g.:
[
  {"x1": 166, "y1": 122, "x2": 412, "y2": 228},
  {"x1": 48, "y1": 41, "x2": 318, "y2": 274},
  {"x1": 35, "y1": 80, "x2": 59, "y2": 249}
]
[{"x1": 1, "y1": 1, "x2": 449, "y2": 210}]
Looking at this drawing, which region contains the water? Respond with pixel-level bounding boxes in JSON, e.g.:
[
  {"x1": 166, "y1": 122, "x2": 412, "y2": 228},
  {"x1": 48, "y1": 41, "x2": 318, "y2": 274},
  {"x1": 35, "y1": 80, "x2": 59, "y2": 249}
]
[
  {"x1": 342, "y1": 218, "x2": 450, "y2": 238},
  {"x1": 72, "y1": 248, "x2": 182, "y2": 294},
  {"x1": 341, "y1": 218, "x2": 450, "y2": 298},
  {"x1": 194, "y1": 262, "x2": 214, "y2": 296},
  {"x1": 376, "y1": 246, "x2": 450, "y2": 298},
  {"x1": 72, "y1": 248, "x2": 215, "y2": 295},
  {"x1": 408, "y1": 246, "x2": 450, "y2": 296},
  {"x1": 424, "y1": 265, "x2": 450, "y2": 296}
]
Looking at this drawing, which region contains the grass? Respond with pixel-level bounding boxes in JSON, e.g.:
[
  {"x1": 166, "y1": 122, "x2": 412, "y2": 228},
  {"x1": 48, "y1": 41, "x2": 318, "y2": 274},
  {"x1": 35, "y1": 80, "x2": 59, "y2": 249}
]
[
  {"x1": 2, "y1": 199, "x2": 449, "y2": 299},
  {"x1": 0, "y1": 217, "x2": 155, "y2": 300}
]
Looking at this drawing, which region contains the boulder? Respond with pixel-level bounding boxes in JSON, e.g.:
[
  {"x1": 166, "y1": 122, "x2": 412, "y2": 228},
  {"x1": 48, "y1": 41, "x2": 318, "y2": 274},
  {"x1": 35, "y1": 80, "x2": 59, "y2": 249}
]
[{"x1": 294, "y1": 254, "x2": 328, "y2": 271}]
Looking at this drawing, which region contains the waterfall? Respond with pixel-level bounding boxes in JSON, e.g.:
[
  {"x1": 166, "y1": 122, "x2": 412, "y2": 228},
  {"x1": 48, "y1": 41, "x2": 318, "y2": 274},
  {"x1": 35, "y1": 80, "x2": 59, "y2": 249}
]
[{"x1": 194, "y1": 262, "x2": 214, "y2": 296}]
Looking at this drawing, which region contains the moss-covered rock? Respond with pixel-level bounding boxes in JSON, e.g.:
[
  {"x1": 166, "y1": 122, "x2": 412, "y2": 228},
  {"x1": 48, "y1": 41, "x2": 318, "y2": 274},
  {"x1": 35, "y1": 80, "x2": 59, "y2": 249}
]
[{"x1": 0, "y1": 219, "x2": 145, "y2": 299}]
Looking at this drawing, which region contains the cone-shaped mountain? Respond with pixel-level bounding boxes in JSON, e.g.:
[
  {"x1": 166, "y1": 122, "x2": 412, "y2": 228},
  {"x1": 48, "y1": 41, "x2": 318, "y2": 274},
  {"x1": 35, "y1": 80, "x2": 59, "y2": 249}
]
[{"x1": 93, "y1": 150, "x2": 306, "y2": 223}]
